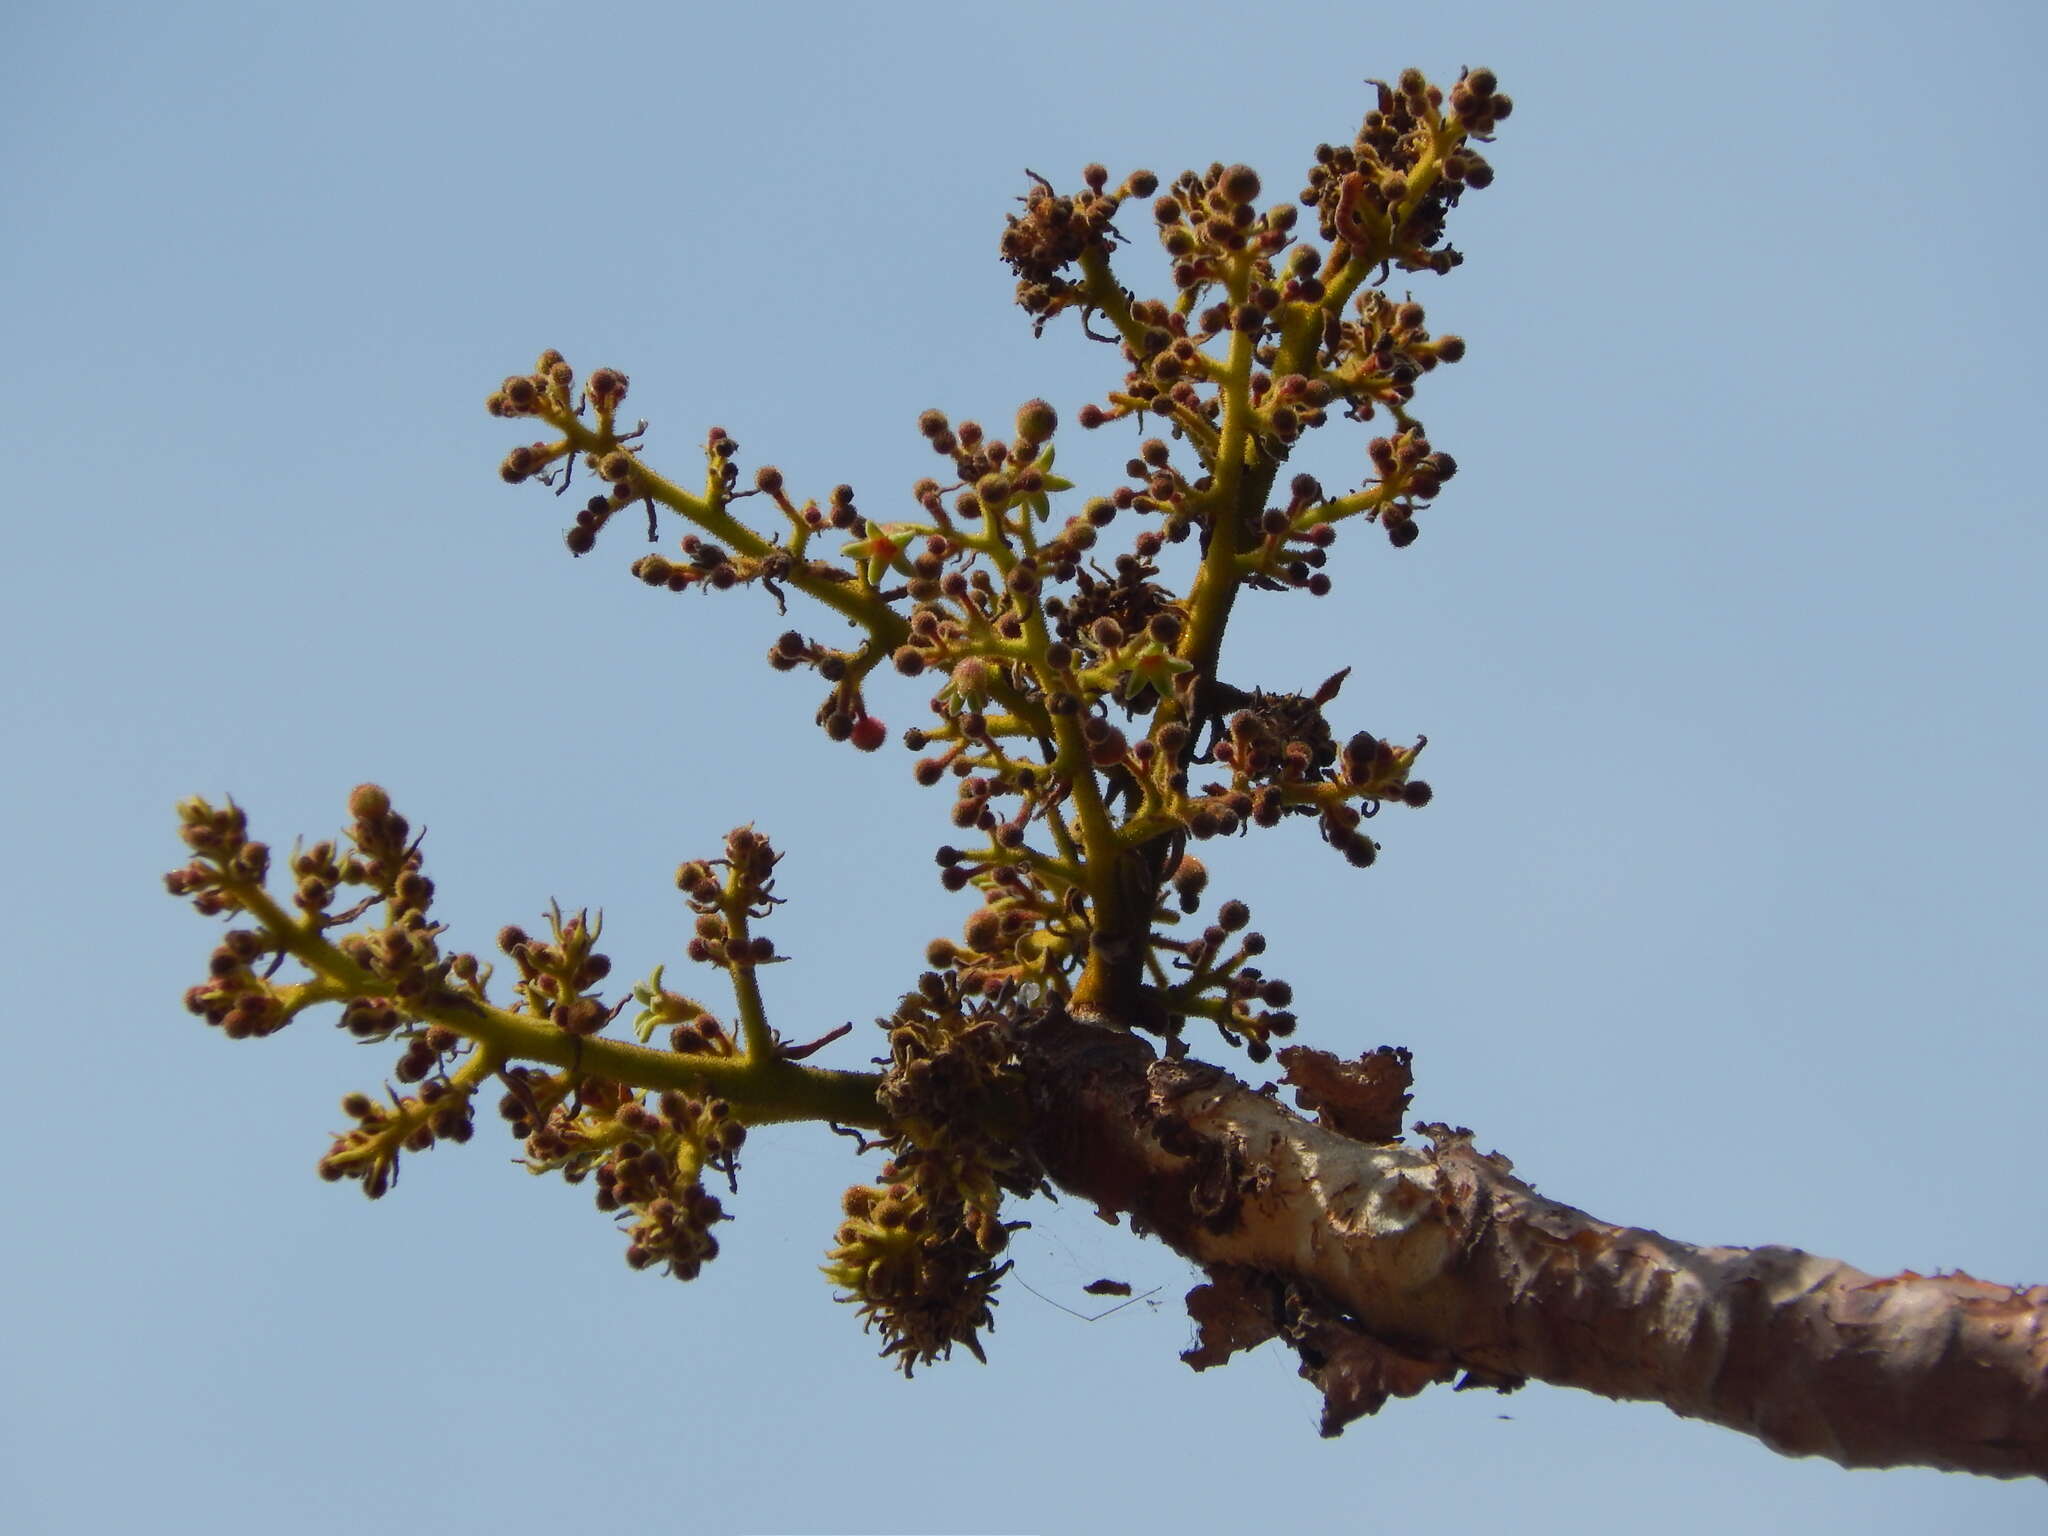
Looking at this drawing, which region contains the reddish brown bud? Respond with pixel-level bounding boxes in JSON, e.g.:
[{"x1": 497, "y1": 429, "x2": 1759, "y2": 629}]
[
  {"x1": 1218, "y1": 164, "x2": 1262, "y2": 205},
  {"x1": 1015, "y1": 399, "x2": 1058, "y2": 443},
  {"x1": 1087, "y1": 726, "x2": 1130, "y2": 766},
  {"x1": 348, "y1": 784, "x2": 391, "y2": 822}
]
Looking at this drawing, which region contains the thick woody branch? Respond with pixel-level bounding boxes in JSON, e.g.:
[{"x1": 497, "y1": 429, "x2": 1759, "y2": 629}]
[{"x1": 1015, "y1": 1009, "x2": 2048, "y2": 1479}]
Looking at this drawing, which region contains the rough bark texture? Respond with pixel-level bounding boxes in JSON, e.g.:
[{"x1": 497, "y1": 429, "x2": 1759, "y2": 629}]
[{"x1": 1017, "y1": 1009, "x2": 2048, "y2": 1478}]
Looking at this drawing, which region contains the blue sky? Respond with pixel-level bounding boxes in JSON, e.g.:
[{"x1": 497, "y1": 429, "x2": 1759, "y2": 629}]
[{"x1": 5, "y1": 1, "x2": 2045, "y2": 1531}]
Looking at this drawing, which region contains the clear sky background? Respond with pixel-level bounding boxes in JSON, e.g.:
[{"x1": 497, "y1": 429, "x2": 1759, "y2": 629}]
[{"x1": 5, "y1": 1, "x2": 2045, "y2": 1531}]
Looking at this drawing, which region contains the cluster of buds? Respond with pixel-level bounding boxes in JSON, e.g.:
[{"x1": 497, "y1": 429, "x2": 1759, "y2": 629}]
[
  {"x1": 168, "y1": 787, "x2": 501, "y2": 1196},
  {"x1": 182, "y1": 915, "x2": 287, "y2": 1041},
  {"x1": 825, "y1": 1165, "x2": 1009, "y2": 1375},
  {"x1": 768, "y1": 625, "x2": 890, "y2": 751},
  {"x1": 1000, "y1": 165, "x2": 1161, "y2": 327},
  {"x1": 496, "y1": 905, "x2": 617, "y2": 1037},
  {"x1": 169, "y1": 787, "x2": 777, "y2": 1286},
  {"x1": 924, "y1": 847, "x2": 1080, "y2": 1002},
  {"x1": 1045, "y1": 76, "x2": 1504, "y2": 553},
  {"x1": 1303, "y1": 67, "x2": 1510, "y2": 275},
  {"x1": 1166, "y1": 670, "x2": 1432, "y2": 868},
  {"x1": 825, "y1": 971, "x2": 1036, "y2": 1371},
  {"x1": 626, "y1": 430, "x2": 815, "y2": 611},
  {"x1": 166, "y1": 798, "x2": 268, "y2": 915},
  {"x1": 1150, "y1": 896, "x2": 1297, "y2": 1061},
  {"x1": 170, "y1": 786, "x2": 469, "y2": 1042},
  {"x1": 673, "y1": 826, "x2": 784, "y2": 966},
  {"x1": 320, "y1": 1050, "x2": 479, "y2": 1199},
  {"x1": 507, "y1": 1072, "x2": 741, "y2": 1280},
  {"x1": 491, "y1": 353, "x2": 638, "y2": 498}
]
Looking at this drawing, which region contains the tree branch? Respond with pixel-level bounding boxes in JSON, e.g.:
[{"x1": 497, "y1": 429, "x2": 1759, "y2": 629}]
[{"x1": 1016, "y1": 1009, "x2": 2048, "y2": 1479}]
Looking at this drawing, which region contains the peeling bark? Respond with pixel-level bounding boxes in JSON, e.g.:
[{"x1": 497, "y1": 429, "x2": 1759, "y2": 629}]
[{"x1": 1017, "y1": 1010, "x2": 2048, "y2": 1478}]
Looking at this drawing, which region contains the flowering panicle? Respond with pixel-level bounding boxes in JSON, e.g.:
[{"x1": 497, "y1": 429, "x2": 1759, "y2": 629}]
[{"x1": 171, "y1": 69, "x2": 1508, "y2": 1367}]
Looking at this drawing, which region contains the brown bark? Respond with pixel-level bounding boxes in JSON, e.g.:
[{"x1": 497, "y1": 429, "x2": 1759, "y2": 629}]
[{"x1": 1017, "y1": 1009, "x2": 2048, "y2": 1479}]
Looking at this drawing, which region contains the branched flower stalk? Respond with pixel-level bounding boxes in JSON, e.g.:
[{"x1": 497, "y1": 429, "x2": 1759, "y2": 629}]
[
  {"x1": 164, "y1": 75, "x2": 2048, "y2": 1478},
  {"x1": 170, "y1": 66, "x2": 1503, "y2": 1372},
  {"x1": 167, "y1": 66, "x2": 1507, "y2": 1376}
]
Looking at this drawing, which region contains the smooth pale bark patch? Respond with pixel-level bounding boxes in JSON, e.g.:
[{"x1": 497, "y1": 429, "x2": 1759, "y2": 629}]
[{"x1": 1018, "y1": 1009, "x2": 2048, "y2": 1478}]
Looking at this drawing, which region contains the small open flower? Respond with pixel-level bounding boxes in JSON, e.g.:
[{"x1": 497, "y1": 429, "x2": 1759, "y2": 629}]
[
  {"x1": 1116, "y1": 637, "x2": 1193, "y2": 699},
  {"x1": 841, "y1": 523, "x2": 919, "y2": 586}
]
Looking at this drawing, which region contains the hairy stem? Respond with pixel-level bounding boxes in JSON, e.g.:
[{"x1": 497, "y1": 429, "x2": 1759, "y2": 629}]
[{"x1": 233, "y1": 879, "x2": 885, "y2": 1127}]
